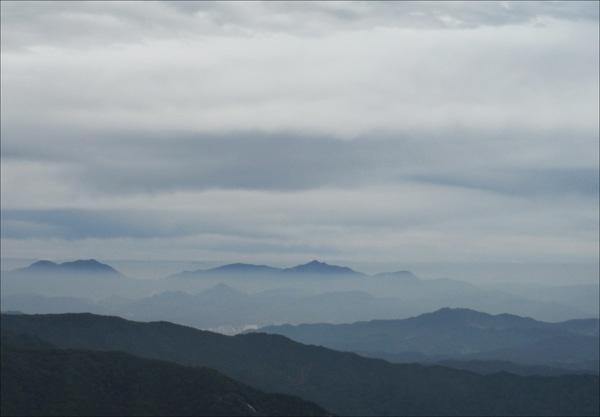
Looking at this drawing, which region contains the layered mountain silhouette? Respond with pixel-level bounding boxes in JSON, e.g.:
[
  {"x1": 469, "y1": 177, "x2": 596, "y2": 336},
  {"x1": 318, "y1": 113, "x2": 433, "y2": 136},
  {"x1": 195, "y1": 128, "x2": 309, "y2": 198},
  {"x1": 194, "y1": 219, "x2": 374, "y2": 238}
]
[
  {"x1": 250, "y1": 308, "x2": 599, "y2": 373},
  {"x1": 3, "y1": 259, "x2": 598, "y2": 322},
  {"x1": 2, "y1": 312, "x2": 598, "y2": 416}
]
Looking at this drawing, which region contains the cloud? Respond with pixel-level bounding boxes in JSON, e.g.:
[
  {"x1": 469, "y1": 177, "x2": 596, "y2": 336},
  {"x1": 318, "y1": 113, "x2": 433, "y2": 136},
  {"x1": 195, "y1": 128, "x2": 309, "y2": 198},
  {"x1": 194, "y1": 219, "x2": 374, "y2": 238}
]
[
  {"x1": 2, "y1": 2, "x2": 597, "y2": 52},
  {"x1": 2, "y1": 13, "x2": 597, "y2": 139},
  {"x1": 1, "y1": 1, "x2": 598, "y2": 270},
  {"x1": 2, "y1": 129, "x2": 597, "y2": 200},
  {"x1": 2, "y1": 183, "x2": 597, "y2": 265},
  {"x1": 410, "y1": 167, "x2": 600, "y2": 198}
]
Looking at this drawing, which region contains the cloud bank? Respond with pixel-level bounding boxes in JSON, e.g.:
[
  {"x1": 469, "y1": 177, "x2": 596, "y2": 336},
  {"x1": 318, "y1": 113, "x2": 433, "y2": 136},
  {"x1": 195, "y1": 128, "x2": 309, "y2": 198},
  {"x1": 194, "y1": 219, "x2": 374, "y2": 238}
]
[{"x1": 1, "y1": 1, "x2": 598, "y2": 279}]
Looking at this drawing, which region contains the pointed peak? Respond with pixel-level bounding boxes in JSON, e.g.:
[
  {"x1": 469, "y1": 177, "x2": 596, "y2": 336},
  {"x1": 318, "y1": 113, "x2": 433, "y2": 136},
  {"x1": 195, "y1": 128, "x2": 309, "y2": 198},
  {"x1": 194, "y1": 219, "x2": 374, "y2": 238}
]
[
  {"x1": 285, "y1": 260, "x2": 362, "y2": 275},
  {"x1": 29, "y1": 260, "x2": 58, "y2": 268}
]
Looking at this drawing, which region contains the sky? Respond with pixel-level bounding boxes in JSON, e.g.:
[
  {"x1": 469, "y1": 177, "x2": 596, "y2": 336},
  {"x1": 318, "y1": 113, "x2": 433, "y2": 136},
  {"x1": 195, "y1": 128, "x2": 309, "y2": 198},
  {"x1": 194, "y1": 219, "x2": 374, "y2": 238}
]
[{"x1": 1, "y1": 1, "x2": 599, "y2": 280}]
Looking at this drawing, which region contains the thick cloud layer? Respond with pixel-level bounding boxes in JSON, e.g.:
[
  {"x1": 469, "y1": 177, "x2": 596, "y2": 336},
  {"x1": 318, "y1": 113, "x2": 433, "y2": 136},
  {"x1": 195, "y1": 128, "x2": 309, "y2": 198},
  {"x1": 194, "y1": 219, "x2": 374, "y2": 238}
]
[{"x1": 1, "y1": 1, "x2": 598, "y2": 279}]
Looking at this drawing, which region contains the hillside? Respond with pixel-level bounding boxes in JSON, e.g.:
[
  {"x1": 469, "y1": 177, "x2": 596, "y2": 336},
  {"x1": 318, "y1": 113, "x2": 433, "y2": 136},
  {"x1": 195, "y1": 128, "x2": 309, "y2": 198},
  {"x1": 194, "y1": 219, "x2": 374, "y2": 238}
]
[
  {"x1": 251, "y1": 308, "x2": 599, "y2": 372},
  {"x1": 1, "y1": 341, "x2": 330, "y2": 416},
  {"x1": 2, "y1": 312, "x2": 598, "y2": 416}
]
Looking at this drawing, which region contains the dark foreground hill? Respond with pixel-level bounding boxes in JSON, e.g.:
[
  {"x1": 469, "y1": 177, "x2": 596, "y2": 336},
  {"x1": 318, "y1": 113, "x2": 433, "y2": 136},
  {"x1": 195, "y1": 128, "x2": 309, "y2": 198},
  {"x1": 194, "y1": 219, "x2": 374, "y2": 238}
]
[
  {"x1": 2, "y1": 313, "x2": 598, "y2": 416},
  {"x1": 1, "y1": 341, "x2": 330, "y2": 416}
]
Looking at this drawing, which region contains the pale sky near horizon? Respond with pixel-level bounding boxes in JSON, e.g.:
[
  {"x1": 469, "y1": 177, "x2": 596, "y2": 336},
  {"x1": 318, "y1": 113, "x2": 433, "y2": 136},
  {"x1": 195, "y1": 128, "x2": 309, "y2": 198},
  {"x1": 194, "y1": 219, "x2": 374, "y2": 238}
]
[{"x1": 1, "y1": 1, "x2": 598, "y2": 280}]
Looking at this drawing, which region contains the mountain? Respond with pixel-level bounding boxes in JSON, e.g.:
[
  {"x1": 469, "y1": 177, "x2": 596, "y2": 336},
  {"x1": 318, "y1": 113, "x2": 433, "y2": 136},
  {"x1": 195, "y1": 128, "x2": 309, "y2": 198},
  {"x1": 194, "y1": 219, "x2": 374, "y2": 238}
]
[
  {"x1": 2, "y1": 312, "x2": 598, "y2": 416},
  {"x1": 1, "y1": 340, "x2": 330, "y2": 416},
  {"x1": 168, "y1": 260, "x2": 362, "y2": 280},
  {"x1": 17, "y1": 259, "x2": 124, "y2": 276},
  {"x1": 3, "y1": 259, "x2": 596, "y2": 322},
  {"x1": 0, "y1": 294, "x2": 110, "y2": 315},
  {"x1": 250, "y1": 308, "x2": 599, "y2": 372},
  {"x1": 483, "y1": 282, "x2": 600, "y2": 317},
  {"x1": 1, "y1": 259, "x2": 146, "y2": 300},
  {"x1": 172, "y1": 263, "x2": 283, "y2": 279},
  {"x1": 163, "y1": 263, "x2": 594, "y2": 322},
  {"x1": 283, "y1": 260, "x2": 364, "y2": 275},
  {"x1": 119, "y1": 285, "x2": 411, "y2": 329},
  {"x1": 373, "y1": 270, "x2": 420, "y2": 282},
  {"x1": 211, "y1": 263, "x2": 283, "y2": 274},
  {"x1": 2, "y1": 279, "x2": 593, "y2": 331}
]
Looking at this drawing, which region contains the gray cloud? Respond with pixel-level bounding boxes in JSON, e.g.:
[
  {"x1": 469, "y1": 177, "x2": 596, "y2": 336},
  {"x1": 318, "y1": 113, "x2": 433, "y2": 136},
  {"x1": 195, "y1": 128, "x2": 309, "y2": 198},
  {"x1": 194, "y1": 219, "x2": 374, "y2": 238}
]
[
  {"x1": 3, "y1": 130, "x2": 597, "y2": 198},
  {"x1": 410, "y1": 167, "x2": 600, "y2": 198},
  {"x1": 2, "y1": 2, "x2": 597, "y2": 52},
  {"x1": 1, "y1": 1, "x2": 598, "y2": 270}
]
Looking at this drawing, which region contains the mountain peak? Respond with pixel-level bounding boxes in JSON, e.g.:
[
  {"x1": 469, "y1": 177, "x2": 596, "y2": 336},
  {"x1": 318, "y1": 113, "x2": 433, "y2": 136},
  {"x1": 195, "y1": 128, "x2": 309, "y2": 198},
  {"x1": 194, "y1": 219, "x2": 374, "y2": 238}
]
[
  {"x1": 20, "y1": 259, "x2": 122, "y2": 276},
  {"x1": 29, "y1": 260, "x2": 58, "y2": 269},
  {"x1": 284, "y1": 260, "x2": 362, "y2": 275},
  {"x1": 60, "y1": 259, "x2": 122, "y2": 274}
]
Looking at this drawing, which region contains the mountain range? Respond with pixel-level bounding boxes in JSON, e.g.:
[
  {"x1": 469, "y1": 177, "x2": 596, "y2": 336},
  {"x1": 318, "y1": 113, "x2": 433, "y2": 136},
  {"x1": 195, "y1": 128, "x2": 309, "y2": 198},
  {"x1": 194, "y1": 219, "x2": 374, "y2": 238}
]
[
  {"x1": 249, "y1": 307, "x2": 599, "y2": 373},
  {"x1": 168, "y1": 259, "x2": 364, "y2": 279},
  {"x1": 3, "y1": 259, "x2": 598, "y2": 323},
  {"x1": 2, "y1": 312, "x2": 598, "y2": 416},
  {"x1": 2, "y1": 332, "x2": 329, "y2": 416}
]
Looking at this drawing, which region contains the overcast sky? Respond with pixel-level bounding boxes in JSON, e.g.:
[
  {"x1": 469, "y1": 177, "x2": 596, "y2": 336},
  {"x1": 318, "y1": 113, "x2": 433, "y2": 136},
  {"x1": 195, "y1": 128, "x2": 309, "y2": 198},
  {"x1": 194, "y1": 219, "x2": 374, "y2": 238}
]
[{"x1": 1, "y1": 1, "x2": 598, "y2": 278}]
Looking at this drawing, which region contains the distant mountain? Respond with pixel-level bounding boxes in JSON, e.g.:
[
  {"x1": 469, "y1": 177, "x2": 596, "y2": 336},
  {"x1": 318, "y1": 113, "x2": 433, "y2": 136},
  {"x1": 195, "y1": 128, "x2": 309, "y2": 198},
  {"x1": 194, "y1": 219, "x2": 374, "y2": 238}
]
[
  {"x1": 168, "y1": 260, "x2": 362, "y2": 280},
  {"x1": 3, "y1": 259, "x2": 595, "y2": 323},
  {"x1": 2, "y1": 313, "x2": 597, "y2": 416},
  {"x1": 211, "y1": 263, "x2": 283, "y2": 274},
  {"x1": 114, "y1": 285, "x2": 412, "y2": 329},
  {"x1": 1, "y1": 341, "x2": 330, "y2": 416},
  {"x1": 251, "y1": 308, "x2": 600, "y2": 372},
  {"x1": 283, "y1": 260, "x2": 364, "y2": 275},
  {"x1": 1, "y1": 259, "x2": 145, "y2": 300},
  {"x1": 373, "y1": 270, "x2": 420, "y2": 282},
  {"x1": 174, "y1": 263, "x2": 283, "y2": 278},
  {"x1": 15, "y1": 259, "x2": 124, "y2": 276}
]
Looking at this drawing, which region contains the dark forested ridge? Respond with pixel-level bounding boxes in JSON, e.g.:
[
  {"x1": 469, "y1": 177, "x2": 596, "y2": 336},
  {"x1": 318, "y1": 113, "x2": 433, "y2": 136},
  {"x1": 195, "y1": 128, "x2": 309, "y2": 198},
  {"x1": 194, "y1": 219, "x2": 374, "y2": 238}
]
[
  {"x1": 1, "y1": 341, "x2": 330, "y2": 416},
  {"x1": 2, "y1": 313, "x2": 598, "y2": 416}
]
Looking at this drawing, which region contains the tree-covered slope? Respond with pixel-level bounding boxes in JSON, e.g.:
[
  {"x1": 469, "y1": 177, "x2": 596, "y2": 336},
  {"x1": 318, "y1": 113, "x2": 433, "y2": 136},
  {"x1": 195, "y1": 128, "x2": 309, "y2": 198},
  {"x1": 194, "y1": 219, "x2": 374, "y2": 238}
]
[
  {"x1": 1, "y1": 342, "x2": 330, "y2": 416},
  {"x1": 2, "y1": 313, "x2": 598, "y2": 416}
]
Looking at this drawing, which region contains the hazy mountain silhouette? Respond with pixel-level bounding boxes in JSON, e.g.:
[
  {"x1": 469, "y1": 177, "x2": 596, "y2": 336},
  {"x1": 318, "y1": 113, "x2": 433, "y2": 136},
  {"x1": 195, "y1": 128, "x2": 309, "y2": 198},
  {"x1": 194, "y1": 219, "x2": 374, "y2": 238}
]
[
  {"x1": 251, "y1": 308, "x2": 599, "y2": 372},
  {"x1": 168, "y1": 260, "x2": 362, "y2": 280},
  {"x1": 18, "y1": 259, "x2": 124, "y2": 276},
  {"x1": 282, "y1": 260, "x2": 364, "y2": 275},
  {"x1": 2, "y1": 259, "x2": 142, "y2": 299},
  {"x1": 174, "y1": 263, "x2": 283, "y2": 278},
  {"x1": 373, "y1": 270, "x2": 420, "y2": 282},
  {"x1": 3, "y1": 259, "x2": 597, "y2": 322}
]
